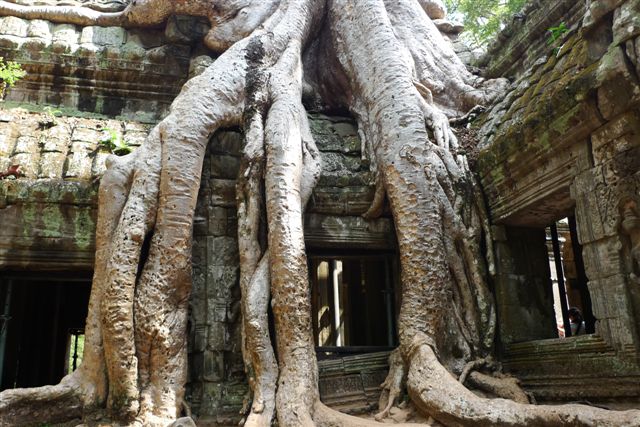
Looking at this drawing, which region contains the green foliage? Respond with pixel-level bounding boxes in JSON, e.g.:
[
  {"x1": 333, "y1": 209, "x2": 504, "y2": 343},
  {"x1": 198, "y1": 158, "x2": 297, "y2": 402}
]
[
  {"x1": 40, "y1": 106, "x2": 62, "y2": 129},
  {"x1": 68, "y1": 334, "x2": 85, "y2": 371},
  {"x1": 0, "y1": 57, "x2": 25, "y2": 88},
  {"x1": 444, "y1": 0, "x2": 527, "y2": 46},
  {"x1": 547, "y1": 22, "x2": 568, "y2": 45},
  {"x1": 100, "y1": 127, "x2": 132, "y2": 156}
]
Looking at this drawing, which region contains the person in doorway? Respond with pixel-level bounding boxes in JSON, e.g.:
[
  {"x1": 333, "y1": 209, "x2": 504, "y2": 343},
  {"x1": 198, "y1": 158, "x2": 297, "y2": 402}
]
[{"x1": 568, "y1": 307, "x2": 586, "y2": 335}]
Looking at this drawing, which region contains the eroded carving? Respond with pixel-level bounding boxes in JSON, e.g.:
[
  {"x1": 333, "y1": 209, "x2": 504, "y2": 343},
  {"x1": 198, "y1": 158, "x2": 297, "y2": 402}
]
[{"x1": 621, "y1": 199, "x2": 640, "y2": 284}]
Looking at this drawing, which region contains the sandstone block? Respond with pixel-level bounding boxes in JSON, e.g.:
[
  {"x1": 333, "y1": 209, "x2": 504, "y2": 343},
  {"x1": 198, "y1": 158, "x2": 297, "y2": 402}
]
[
  {"x1": 26, "y1": 20, "x2": 52, "y2": 41},
  {"x1": 80, "y1": 26, "x2": 126, "y2": 46},
  {"x1": 0, "y1": 16, "x2": 29, "y2": 37}
]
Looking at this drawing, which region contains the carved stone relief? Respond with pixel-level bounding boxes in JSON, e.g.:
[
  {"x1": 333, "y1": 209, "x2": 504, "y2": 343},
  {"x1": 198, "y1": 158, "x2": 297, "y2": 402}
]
[{"x1": 621, "y1": 199, "x2": 640, "y2": 285}]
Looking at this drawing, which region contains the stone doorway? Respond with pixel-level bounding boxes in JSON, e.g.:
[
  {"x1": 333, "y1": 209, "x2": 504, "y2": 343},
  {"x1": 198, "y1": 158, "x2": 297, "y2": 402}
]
[{"x1": 0, "y1": 273, "x2": 91, "y2": 390}]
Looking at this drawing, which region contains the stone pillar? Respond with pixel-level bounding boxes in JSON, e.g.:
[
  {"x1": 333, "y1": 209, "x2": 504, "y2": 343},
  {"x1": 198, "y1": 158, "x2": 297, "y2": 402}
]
[
  {"x1": 188, "y1": 131, "x2": 244, "y2": 420},
  {"x1": 570, "y1": 110, "x2": 640, "y2": 355}
]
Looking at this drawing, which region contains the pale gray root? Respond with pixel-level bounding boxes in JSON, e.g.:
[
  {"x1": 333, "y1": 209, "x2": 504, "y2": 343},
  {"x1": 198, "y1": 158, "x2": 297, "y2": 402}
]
[
  {"x1": 383, "y1": 0, "x2": 508, "y2": 116},
  {"x1": 0, "y1": 0, "x2": 284, "y2": 54},
  {"x1": 101, "y1": 129, "x2": 162, "y2": 420},
  {"x1": 314, "y1": 401, "x2": 426, "y2": 427},
  {"x1": 375, "y1": 349, "x2": 406, "y2": 421},
  {"x1": 407, "y1": 341, "x2": 640, "y2": 426},
  {"x1": 0, "y1": 0, "x2": 125, "y2": 25},
  {"x1": 466, "y1": 371, "x2": 530, "y2": 404},
  {"x1": 362, "y1": 169, "x2": 386, "y2": 219},
  {"x1": 458, "y1": 357, "x2": 491, "y2": 385},
  {"x1": 237, "y1": 106, "x2": 278, "y2": 426},
  {"x1": 0, "y1": 377, "x2": 83, "y2": 425},
  {"x1": 265, "y1": 42, "x2": 321, "y2": 427}
]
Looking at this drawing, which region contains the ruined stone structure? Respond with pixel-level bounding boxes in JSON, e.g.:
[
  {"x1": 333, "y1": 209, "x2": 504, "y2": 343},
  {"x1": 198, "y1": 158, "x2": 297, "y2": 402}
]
[{"x1": 0, "y1": 0, "x2": 639, "y2": 425}]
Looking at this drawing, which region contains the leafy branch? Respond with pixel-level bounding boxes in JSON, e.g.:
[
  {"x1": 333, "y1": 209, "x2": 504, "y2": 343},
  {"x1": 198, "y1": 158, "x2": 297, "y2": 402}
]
[{"x1": 99, "y1": 127, "x2": 132, "y2": 156}]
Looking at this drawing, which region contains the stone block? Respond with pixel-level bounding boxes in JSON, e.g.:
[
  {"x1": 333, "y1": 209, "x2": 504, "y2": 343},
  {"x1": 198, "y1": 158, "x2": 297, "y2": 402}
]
[
  {"x1": 602, "y1": 146, "x2": 640, "y2": 185},
  {"x1": 592, "y1": 111, "x2": 640, "y2": 165},
  {"x1": 41, "y1": 135, "x2": 69, "y2": 153},
  {"x1": 209, "y1": 179, "x2": 236, "y2": 207},
  {"x1": 165, "y1": 15, "x2": 210, "y2": 44},
  {"x1": 582, "y1": 236, "x2": 626, "y2": 280},
  {"x1": 589, "y1": 274, "x2": 638, "y2": 348},
  {"x1": 211, "y1": 131, "x2": 243, "y2": 156},
  {"x1": 0, "y1": 16, "x2": 29, "y2": 37},
  {"x1": 80, "y1": 26, "x2": 126, "y2": 46},
  {"x1": 27, "y1": 20, "x2": 52, "y2": 40},
  {"x1": 120, "y1": 40, "x2": 146, "y2": 61},
  {"x1": 10, "y1": 152, "x2": 38, "y2": 178},
  {"x1": 22, "y1": 37, "x2": 48, "y2": 53},
  {"x1": 0, "y1": 35, "x2": 24, "y2": 50},
  {"x1": 613, "y1": 0, "x2": 640, "y2": 44},
  {"x1": 64, "y1": 151, "x2": 93, "y2": 179},
  {"x1": 70, "y1": 140, "x2": 97, "y2": 154},
  {"x1": 13, "y1": 136, "x2": 38, "y2": 154},
  {"x1": 206, "y1": 266, "x2": 238, "y2": 300},
  {"x1": 71, "y1": 126, "x2": 103, "y2": 143},
  {"x1": 39, "y1": 152, "x2": 66, "y2": 179},
  {"x1": 321, "y1": 152, "x2": 363, "y2": 174},
  {"x1": 91, "y1": 151, "x2": 110, "y2": 177},
  {"x1": 596, "y1": 46, "x2": 640, "y2": 120},
  {"x1": 210, "y1": 154, "x2": 240, "y2": 179},
  {"x1": 189, "y1": 55, "x2": 214, "y2": 78},
  {"x1": 206, "y1": 324, "x2": 227, "y2": 354},
  {"x1": 200, "y1": 383, "x2": 223, "y2": 411},
  {"x1": 51, "y1": 24, "x2": 79, "y2": 53},
  {"x1": 0, "y1": 131, "x2": 15, "y2": 158},
  {"x1": 192, "y1": 324, "x2": 208, "y2": 354},
  {"x1": 207, "y1": 206, "x2": 230, "y2": 236},
  {"x1": 76, "y1": 43, "x2": 102, "y2": 58},
  {"x1": 206, "y1": 236, "x2": 239, "y2": 266}
]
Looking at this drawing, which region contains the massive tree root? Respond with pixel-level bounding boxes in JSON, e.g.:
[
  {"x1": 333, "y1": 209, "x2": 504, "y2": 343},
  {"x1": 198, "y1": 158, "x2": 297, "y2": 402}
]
[{"x1": 1, "y1": 0, "x2": 640, "y2": 426}]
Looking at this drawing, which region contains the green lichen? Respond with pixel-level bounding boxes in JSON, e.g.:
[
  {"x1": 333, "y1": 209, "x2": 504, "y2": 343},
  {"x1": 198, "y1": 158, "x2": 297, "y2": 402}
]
[
  {"x1": 21, "y1": 203, "x2": 37, "y2": 238},
  {"x1": 41, "y1": 205, "x2": 63, "y2": 238},
  {"x1": 73, "y1": 208, "x2": 94, "y2": 250}
]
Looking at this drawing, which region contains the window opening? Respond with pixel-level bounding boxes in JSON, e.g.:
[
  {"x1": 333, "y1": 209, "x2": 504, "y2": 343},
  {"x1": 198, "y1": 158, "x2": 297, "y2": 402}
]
[
  {"x1": 547, "y1": 216, "x2": 595, "y2": 338},
  {"x1": 0, "y1": 274, "x2": 91, "y2": 390},
  {"x1": 309, "y1": 254, "x2": 397, "y2": 356},
  {"x1": 66, "y1": 329, "x2": 85, "y2": 374}
]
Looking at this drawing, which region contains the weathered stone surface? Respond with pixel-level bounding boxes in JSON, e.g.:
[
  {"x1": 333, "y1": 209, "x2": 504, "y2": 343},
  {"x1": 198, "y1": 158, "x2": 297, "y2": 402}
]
[
  {"x1": 591, "y1": 111, "x2": 640, "y2": 165},
  {"x1": 27, "y1": 20, "x2": 52, "y2": 41},
  {"x1": 0, "y1": 16, "x2": 29, "y2": 37},
  {"x1": 596, "y1": 45, "x2": 640, "y2": 120},
  {"x1": 477, "y1": 0, "x2": 586, "y2": 79},
  {"x1": 613, "y1": 0, "x2": 640, "y2": 44},
  {"x1": 80, "y1": 25, "x2": 125, "y2": 46},
  {"x1": 1, "y1": 19, "x2": 190, "y2": 120},
  {"x1": 477, "y1": 0, "x2": 640, "y2": 402},
  {"x1": 420, "y1": 0, "x2": 446, "y2": 19}
]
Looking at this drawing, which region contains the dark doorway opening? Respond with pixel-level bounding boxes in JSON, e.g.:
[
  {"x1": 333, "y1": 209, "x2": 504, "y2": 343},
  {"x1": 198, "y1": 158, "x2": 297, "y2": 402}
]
[
  {"x1": 309, "y1": 254, "x2": 398, "y2": 357},
  {"x1": 547, "y1": 215, "x2": 595, "y2": 337},
  {"x1": 0, "y1": 273, "x2": 91, "y2": 390}
]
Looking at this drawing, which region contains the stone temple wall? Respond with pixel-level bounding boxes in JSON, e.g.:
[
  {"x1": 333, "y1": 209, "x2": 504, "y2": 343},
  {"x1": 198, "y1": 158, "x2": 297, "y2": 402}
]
[
  {"x1": 477, "y1": 0, "x2": 640, "y2": 402},
  {"x1": 477, "y1": 0, "x2": 587, "y2": 79}
]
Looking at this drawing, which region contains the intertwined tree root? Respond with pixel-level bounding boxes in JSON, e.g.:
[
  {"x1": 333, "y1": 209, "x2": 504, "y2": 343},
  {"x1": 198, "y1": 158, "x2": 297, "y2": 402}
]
[{"x1": 0, "y1": 0, "x2": 639, "y2": 426}]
